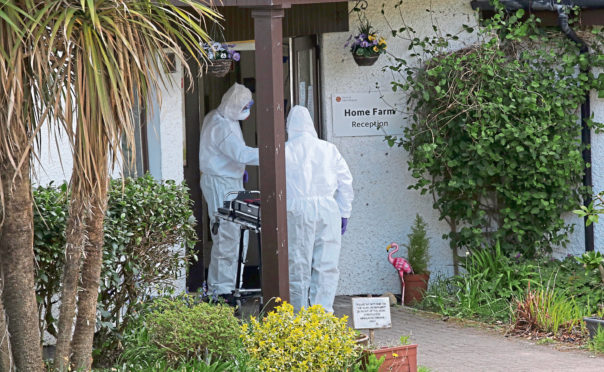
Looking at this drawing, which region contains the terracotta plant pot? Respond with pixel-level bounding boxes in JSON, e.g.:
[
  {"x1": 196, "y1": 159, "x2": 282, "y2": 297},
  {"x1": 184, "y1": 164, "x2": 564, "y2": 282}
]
[
  {"x1": 403, "y1": 273, "x2": 429, "y2": 306},
  {"x1": 353, "y1": 53, "x2": 379, "y2": 66},
  {"x1": 371, "y1": 344, "x2": 418, "y2": 372},
  {"x1": 584, "y1": 316, "x2": 604, "y2": 339}
]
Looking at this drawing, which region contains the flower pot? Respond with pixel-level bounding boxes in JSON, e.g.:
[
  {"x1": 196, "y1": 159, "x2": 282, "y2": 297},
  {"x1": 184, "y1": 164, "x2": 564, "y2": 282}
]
[
  {"x1": 353, "y1": 53, "x2": 379, "y2": 66},
  {"x1": 403, "y1": 273, "x2": 429, "y2": 306},
  {"x1": 356, "y1": 333, "x2": 370, "y2": 348},
  {"x1": 584, "y1": 316, "x2": 604, "y2": 339},
  {"x1": 371, "y1": 344, "x2": 418, "y2": 372},
  {"x1": 207, "y1": 58, "x2": 232, "y2": 77}
]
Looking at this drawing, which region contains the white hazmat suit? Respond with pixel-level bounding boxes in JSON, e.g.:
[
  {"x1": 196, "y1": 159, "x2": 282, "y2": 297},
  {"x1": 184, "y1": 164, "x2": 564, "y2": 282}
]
[
  {"x1": 199, "y1": 83, "x2": 259, "y2": 295},
  {"x1": 285, "y1": 106, "x2": 354, "y2": 313}
]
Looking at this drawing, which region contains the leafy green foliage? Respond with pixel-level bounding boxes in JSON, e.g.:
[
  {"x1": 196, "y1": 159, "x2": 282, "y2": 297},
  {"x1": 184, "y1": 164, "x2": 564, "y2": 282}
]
[
  {"x1": 107, "y1": 357, "x2": 243, "y2": 372},
  {"x1": 33, "y1": 183, "x2": 68, "y2": 339},
  {"x1": 120, "y1": 296, "x2": 242, "y2": 366},
  {"x1": 514, "y1": 287, "x2": 587, "y2": 336},
  {"x1": 420, "y1": 246, "x2": 527, "y2": 322},
  {"x1": 241, "y1": 302, "x2": 362, "y2": 371},
  {"x1": 576, "y1": 251, "x2": 604, "y2": 271},
  {"x1": 353, "y1": 353, "x2": 385, "y2": 372},
  {"x1": 404, "y1": 214, "x2": 430, "y2": 274},
  {"x1": 534, "y1": 256, "x2": 604, "y2": 315},
  {"x1": 589, "y1": 328, "x2": 604, "y2": 353},
  {"x1": 420, "y1": 254, "x2": 604, "y2": 325},
  {"x1": 33, "y1": 175, "x2": 196, "y2": 363},
  {"x1": 96, "y1": 175, "x2": 197, "y2": 361},
  {"x1": 386, "y1": 4, "x2": 604, "y2": 257}
]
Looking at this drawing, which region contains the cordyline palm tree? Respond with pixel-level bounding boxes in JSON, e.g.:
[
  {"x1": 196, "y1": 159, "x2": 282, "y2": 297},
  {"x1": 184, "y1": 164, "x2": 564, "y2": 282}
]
[
  {"x1": 1, "y1": 2, "x2": 67, "y2": 370},
  {"x1": 29, "y1": 1, "x2": 219, "y2": 369}
]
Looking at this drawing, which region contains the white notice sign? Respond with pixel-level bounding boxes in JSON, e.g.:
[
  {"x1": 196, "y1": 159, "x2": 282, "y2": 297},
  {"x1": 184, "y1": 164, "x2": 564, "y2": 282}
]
[
  {"x1": 352, "y1": 297, "x2": 392, "y2": 329},
  {"x1": 332, "y1": 92, "x2": 405, "y2": 137}
]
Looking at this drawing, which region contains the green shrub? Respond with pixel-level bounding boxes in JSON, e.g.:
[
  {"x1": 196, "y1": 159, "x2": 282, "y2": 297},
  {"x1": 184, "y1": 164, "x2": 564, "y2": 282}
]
[
  {"x1": 531, "y1": 256, "x2": 604, "y2": 316},
  {"x1": 404, "y1": 214, "x2": 430, "y2": 275},
  {"x1": 514, "y1": 288, "x2": 586, "y2": 336},
  {"x1": 589, "y1": 328, "x2": 604, "y2": 354},
  {"x1": 421, "y1": 251, "x2": 603, "y2": 330},
  {"x1": 121, "y1": 296, "x2": 242, "y2": 365},
  {"x1": 241, "y1": 302, "x2": 361, "y2": 371},
  {"x1": 386, "y1": 4, "x2": 604, "y2": 257},
  {"x1": 33, "y1": 183, "x2": 68, "y2": 339},
  {"x1": 32, "y1": 174, "x2": 197, "y2": 363},
  {"x1": 108, "y1": 356, "x2": 245, "y2": 372}
]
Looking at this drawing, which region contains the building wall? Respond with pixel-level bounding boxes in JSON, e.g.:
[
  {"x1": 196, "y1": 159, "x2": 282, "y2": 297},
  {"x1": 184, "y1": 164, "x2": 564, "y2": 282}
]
[
  {"x1": 34, "y1": 0, "x2": 604, "y2": 299},
  {"x1": 321, "y1": 0, "x2": 601, "y2": 296}
]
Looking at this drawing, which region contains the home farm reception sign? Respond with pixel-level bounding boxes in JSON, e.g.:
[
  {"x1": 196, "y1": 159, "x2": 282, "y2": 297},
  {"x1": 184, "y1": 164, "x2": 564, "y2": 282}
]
[{"x1": 332, "y1": 92, "x2": 405, "y2": 137}]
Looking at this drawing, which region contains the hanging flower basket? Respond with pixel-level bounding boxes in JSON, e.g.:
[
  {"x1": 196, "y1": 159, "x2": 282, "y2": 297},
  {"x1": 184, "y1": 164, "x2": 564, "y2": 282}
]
[
  {"x1": 353, "y1": 53, "x2": 380, "y2": 66},
  {"x1": 202, "y1": 42, "x2": 240, "y2": 78},
  {"x1": 346, "y1": 8, "x2": 387, "y2": 67},
  {"x1": 207, "y1": 59, "x2": 233, "y2": 77}
]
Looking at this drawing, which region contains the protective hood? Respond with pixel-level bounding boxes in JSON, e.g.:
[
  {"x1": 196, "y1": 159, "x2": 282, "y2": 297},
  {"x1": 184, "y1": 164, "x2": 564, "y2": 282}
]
[
  {"x1": 217, "y1": 83, "x2": 252, "y2": 121},
  {"x1": 286, "y1": 105, "x2": 318, "y2": 140}
]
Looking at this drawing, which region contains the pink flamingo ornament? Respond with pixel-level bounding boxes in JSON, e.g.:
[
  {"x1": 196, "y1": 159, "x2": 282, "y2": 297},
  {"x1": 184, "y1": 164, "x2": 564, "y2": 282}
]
[{"x1": 387, "y1": 243, "x2": 413, "y2": 304}]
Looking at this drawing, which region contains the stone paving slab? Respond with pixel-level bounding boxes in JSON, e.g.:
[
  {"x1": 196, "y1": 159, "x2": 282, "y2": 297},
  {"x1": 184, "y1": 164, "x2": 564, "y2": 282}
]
[{"x1": 334, "y1": 296, "x2": 604, "y2": 372}]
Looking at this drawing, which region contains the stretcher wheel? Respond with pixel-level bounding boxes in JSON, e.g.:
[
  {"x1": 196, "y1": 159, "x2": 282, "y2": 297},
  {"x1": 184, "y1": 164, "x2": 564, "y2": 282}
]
[{"x1": 212, "y1": 221, "x2": 219, "y2": 235}]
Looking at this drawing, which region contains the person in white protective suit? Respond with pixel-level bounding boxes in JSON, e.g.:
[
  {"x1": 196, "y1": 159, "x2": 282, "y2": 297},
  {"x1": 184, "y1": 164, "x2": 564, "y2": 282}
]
[
  {"x1": 285, "y1": 105, "x2": 354, "y2": 313},
  {"x1": 199, "y1": 82, "x2": 258, "y2": 299}
]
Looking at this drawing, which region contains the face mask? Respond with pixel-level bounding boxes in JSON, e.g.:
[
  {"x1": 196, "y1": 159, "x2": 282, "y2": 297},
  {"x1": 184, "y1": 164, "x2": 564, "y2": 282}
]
[{"x1": 237, "y1": 108, "x2": 250, "y2": 121}]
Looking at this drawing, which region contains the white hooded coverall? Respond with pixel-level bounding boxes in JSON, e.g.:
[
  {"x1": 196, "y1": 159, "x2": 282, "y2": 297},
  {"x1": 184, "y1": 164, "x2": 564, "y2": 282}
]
[
  {"x1": 199, "y1": 83, "x2": 259, "y2": 295},
  {"x1": 285, "y1": 106, "x2": 354, "y2": 313}
]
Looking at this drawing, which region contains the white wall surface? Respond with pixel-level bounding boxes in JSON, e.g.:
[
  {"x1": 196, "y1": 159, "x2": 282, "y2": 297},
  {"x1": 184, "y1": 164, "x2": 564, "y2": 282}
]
[
  {"x1": 590, "y1": 77, "x2": 604, "y2": 256},
  {"x1": 145, "y1": 57, "x2": 187, "y2": 292},
  {"x1": 321, "y1": 0, "x2": 601, "y2": 296}
]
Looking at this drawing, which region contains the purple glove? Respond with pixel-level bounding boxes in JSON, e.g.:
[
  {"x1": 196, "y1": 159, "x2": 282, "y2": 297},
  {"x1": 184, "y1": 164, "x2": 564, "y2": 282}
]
[
  {"x1": 341, "y1": 218, "x2": 348, "y2": 235},
  {"x1": 243, "y1": 170, "x2": 249, "y2": 183}
]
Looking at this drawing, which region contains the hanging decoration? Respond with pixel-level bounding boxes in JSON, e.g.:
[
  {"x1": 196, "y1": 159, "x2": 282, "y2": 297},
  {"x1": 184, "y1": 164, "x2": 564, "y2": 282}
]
[
  {"x1": 346, "y1": 5, "x2": 387, "y2": 66},
  {"x1": 203, "y1": 42, "x2": 240, "y2": 77}
]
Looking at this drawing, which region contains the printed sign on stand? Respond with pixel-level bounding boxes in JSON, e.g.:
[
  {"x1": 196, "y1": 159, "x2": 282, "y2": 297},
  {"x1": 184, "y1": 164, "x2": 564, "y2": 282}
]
[
  {"x1": 332, "y1": 92, "x2": 405, "y2": 137},
  {"x1": 352, "y1": 297, "x2": 392, "y2": 329}
]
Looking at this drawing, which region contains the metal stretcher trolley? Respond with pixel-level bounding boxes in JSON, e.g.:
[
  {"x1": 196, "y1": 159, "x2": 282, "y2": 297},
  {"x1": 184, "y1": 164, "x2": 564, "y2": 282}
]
[{"x1": 213, "y1": 191, "x2": 262, "y2": 310}]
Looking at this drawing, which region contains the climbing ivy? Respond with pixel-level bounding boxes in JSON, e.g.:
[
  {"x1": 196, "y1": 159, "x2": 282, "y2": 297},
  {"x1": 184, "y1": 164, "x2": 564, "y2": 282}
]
[{"x1": 385, "y1": 2, "x2": 604, "y2": 257}]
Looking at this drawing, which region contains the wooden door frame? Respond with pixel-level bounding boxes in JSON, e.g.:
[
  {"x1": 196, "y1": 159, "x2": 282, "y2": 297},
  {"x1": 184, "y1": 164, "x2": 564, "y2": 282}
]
[{"x1": 292, "y1": 35, "x2": 323, "y2": 138}]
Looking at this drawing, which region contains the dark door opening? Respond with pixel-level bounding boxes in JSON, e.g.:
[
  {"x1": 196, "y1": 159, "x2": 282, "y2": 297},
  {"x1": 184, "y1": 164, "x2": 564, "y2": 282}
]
[{"x1": 184, "y1": 36, "x2": 320, "y2": 292}]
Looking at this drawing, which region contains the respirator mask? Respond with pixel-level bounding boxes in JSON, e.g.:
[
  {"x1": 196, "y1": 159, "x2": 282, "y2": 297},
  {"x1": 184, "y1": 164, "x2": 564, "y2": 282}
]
[{"x1": 236, "y1": 99, "x2": 254, "y2": 121}]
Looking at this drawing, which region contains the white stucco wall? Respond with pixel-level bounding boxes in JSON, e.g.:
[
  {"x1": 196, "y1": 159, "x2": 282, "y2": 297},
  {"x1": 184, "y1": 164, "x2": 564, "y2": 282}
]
[
  {"x1": 145, "y1": 57, "x2": 187, "y2": 292},
  {"x1": 590, "y1": 78, "x2": 604, "y2": 256},
  {"x1": 322, "y1": 0, "x2": 602, "y2": 296}
]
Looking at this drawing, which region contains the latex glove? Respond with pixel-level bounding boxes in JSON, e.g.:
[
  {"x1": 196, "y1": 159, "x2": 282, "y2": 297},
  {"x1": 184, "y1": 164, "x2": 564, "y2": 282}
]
[
  {"x1": 341, "y1": 218, "x2": 348, "y2": 235},
  {"x1": 243, "y1": 170, "x2": 249, "y2": 183}
]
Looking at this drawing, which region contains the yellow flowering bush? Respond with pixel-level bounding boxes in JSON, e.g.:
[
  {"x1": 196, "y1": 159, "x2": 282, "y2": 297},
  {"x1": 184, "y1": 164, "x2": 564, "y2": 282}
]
[{"x1": 241, "y1": 302, "x2": 361, "y2": 371}]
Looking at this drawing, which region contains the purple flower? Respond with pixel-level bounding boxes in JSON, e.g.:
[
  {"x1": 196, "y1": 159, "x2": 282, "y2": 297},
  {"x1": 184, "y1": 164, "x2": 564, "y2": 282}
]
[
  {"x1": 515, "y1": 253, "x2": 522, "y2": 259},
  {"x1": 232, "y1": 51, "x2": 240, "y2": 62},
  {"x1": 361, "y1": 41, "x2": 369, "y2": 48},
  {"x1": 373, "y1": 39, "x2": 379, "y2": 45},
  {"x1": 360, "y1": 33, "x2": 366, "y2": 40}
]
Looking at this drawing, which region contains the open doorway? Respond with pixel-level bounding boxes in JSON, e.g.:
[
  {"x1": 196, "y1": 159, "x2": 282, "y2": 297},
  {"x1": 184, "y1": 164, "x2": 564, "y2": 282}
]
[{"x1": 184, "y1": 36, "x2": 321, "y2": 293}]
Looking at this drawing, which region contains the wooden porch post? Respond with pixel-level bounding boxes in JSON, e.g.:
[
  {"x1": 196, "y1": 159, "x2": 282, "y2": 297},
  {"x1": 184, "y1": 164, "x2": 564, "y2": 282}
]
[{"x1": 252, "y1": 7, "x2": 290, "y2": 305}]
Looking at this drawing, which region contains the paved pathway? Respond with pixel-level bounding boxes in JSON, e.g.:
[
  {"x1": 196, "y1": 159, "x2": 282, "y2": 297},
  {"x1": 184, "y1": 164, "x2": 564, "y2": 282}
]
[{"x1": 333, "y1": 296, "x2": 604, "y2": 372}]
